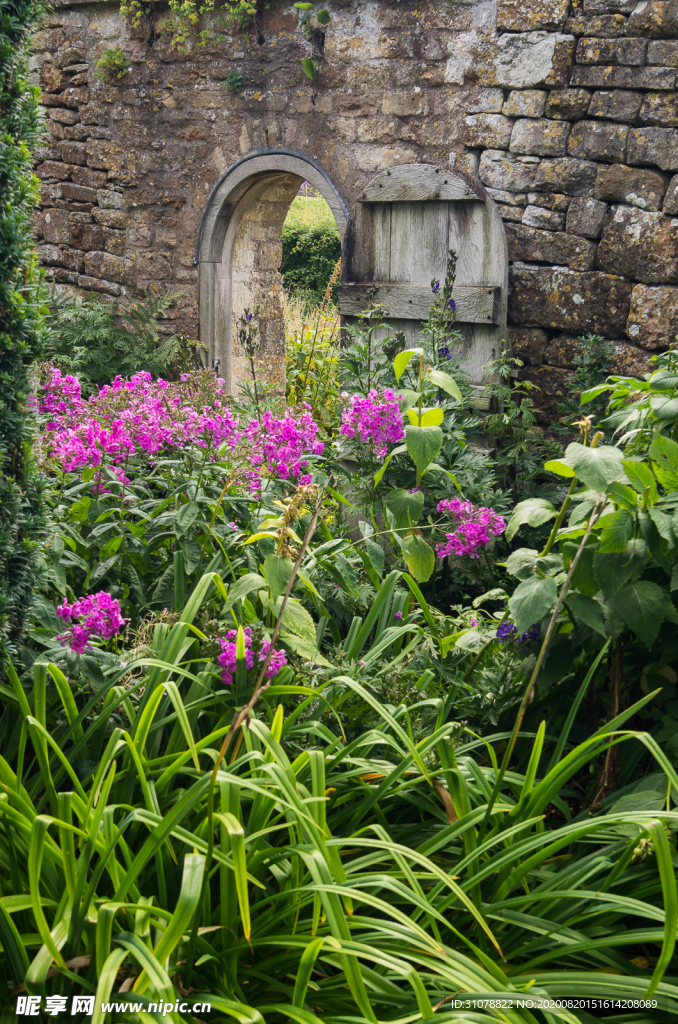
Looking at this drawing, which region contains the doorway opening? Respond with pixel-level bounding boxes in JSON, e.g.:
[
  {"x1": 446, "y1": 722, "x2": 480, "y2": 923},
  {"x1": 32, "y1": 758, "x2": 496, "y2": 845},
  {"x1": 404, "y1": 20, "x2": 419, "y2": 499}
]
[{"x1": 195, "y1": 149, "x2": 348, "y2": 397}]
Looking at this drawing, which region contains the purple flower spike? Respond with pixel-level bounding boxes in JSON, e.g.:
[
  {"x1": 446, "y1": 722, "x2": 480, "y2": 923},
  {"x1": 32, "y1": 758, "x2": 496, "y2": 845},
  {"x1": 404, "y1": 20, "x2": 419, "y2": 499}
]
[
  {"x1": 432, "y1": 280, "x2": 440, "y2": 294},
  {"x1": 394, "y1": 610, "x2": 403, "y2": 620},
  {"x1": 449, "y1": 298, "x2": 456, "y2": 311},
  {"x1": 246, "y1": 312, "x2": 253, "y2": 322}
]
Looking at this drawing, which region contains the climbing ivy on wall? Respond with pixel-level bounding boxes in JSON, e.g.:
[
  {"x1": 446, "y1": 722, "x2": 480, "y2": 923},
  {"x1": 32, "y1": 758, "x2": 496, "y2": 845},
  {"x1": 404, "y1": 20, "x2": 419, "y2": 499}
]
[
  {"x1": 120, "y1": 0, "x2": 259, "y2": 45},
  {"x1": 0, "y1": 0, "x2": 47, "y2": 657}
]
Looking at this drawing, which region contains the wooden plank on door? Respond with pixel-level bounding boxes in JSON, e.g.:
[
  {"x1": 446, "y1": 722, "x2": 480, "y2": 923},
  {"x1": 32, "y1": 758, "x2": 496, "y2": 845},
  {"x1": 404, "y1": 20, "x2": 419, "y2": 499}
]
[{"x1": 338, "y1": 283, "x2": 500, "y2": 323}]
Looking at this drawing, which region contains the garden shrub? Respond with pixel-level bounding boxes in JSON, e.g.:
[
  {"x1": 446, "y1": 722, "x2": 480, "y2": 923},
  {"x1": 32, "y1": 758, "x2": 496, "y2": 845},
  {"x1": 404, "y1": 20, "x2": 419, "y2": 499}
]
[
  {"x1": 281, "y1": 193, "x2": 341, "y2": 306},
  {"x1": 0, "y1": 0, "x2": 48, "y2": 657}
]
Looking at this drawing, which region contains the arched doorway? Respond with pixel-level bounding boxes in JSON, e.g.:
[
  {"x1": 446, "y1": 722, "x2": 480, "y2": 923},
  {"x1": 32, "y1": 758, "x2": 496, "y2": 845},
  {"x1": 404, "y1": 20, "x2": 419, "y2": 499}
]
[{"x1": 195, "y1": 148, "x2": 349, "y2": 394}]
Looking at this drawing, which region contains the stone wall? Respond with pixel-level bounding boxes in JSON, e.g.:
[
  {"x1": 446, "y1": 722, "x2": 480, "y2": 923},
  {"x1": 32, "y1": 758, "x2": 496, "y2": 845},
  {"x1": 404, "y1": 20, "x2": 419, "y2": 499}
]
[{"x1": 32, "y1": 0, "x2": 678, "y2": 416}]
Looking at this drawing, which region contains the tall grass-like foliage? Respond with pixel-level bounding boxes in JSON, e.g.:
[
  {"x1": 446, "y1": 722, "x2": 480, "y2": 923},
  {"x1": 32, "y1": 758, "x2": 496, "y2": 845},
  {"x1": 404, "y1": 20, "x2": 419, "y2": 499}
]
[{"x1": 0, "y1": 0, "x2": 47, "y2": 657}]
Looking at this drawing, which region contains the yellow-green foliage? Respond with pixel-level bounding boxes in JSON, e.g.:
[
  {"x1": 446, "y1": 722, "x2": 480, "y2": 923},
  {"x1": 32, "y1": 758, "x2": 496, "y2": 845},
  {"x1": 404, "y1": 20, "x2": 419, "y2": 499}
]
[
  {"x1": 119, "y1": 0, "x2": 257, "y2": 46},
  {"x1": 284, "y1": 195, "x2": 340, "y2": 235}
]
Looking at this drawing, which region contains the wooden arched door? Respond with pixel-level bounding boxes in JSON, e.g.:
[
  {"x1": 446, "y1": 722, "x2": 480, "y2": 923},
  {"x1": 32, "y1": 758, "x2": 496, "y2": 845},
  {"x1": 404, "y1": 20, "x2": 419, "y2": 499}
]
[{"x1": 338, "y1": 164, "x2": 508, "y2": 396}]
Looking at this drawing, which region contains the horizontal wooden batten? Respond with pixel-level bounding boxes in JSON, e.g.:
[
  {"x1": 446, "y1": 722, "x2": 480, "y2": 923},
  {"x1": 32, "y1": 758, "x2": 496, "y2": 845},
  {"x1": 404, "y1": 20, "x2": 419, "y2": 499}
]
[
  {"x1": 338, "y1": 283, "x2": 501, "y2": 324},
  {"x1": 358, "y1": 164, "x2": 482, "y2": 203}
]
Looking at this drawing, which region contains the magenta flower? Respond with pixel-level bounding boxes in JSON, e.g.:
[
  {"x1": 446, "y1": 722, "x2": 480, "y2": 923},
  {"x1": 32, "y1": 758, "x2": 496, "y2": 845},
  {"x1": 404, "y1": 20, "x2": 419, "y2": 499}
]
[
  {"x1": 436, "y1": 498, "x2": 505, "y2": 560},
  {"x1": 217, "y1": 627, "x2": 287, "y2": 686},
  {"x1": 339, "y1": 389, "x2": 405, "y2": 457},
  {"x1": 56, "y1": 591, "x2": 126, "y2": 653}
]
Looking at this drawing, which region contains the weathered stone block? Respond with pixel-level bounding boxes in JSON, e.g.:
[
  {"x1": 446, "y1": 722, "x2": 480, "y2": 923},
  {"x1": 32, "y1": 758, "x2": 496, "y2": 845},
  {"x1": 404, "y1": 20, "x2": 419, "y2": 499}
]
[
  {"x1": 544, "y1": 334, "x2": 653, "y2": 375},
  {"x1": 84, "y1": 251, "x2": 135, "y2": 287},
  {"x1": 54, "y1": 46, "x2": 86, "y2": 69},
  {"x1": 76, "y1": 274, "x2": 122, "y2": 297},
  {"x1": 567, "y1": 120, "x2": 628, "y2": 162},
  {"x1": 520, "y1": 365, "x2": 574, "y2": 422},
  {"x1": 510, "y1": 118, "x2": 571, "y2": 156},
  {"x1": 503, "y1": 90, "x2": 546, "y2": 118},
  {"x1": 103, "y1": 227, "x2": 127, "y2": 256},
  {"x1": 583, "y1": 1, "x2": 636, "y2": 12},
  {"x1": 598, "y1": 206, "x2": 678, "y2": 283},
  {"x1": 48, "y1": 108, "x2": 80, "y2": 125},
  {"x1": 508, "y1": 263, "x2": 633, "y2": 337},
  {"x1": 663, "y1": 174, "x2": 678, "y2": 212},
  {"x1": 497, "y1": 203, "x2": 525, "y2": 222},
  {"x1": 544, "y1": 88, "x2": 591, "y2": 120},
  {"x1": 41, "y1": 64, "x2": 69, "y2": 93},
  {"x1": 594, "y1": 164, "x2": 667, "y2": 210},
  {"x1": 570, "y1": 65, "x2": 676, "y2": 89},
  {"x1": 566, "y1": 196, "x2": 608, "y2": 237},
  {"x1": 446, "y1": 31, "x2": 575, "y2": 90},
  {"x1": 588, "y1": 89, "x2": 643, "y2": 121},
  {"x1": 486, "y1": 187, "x2": 528, "y2": 206},
  {"x1": 36, "y1": 160, "x2": 70, "y2": 181},
  {"x1": 640, "y1": 92, "x2": 678, "y2": 126},
  {"x1": 61, "y1": 182, "x2": 97, "y2": 203},
  {"x1": 628, "y1": 127, "x2": 678, "y2": 169},
  {"x1": 97, "y1": 189, "x2": 125, "y2": 210},
  {"x1": 479, "y1": 149, "x2": 540, "y2": 192},
  {"x1": 497, "y1": 0, "x2": 569, "y2": 31},
  {"x1": 576, "y1": 36, "x2": 648, "y2": 64},
  {"x1": 626, "y1": 1, "x2": 678, "y2": 38},
  {"x1": 58, "y1": 85, "x2": 89, "y2": 110},
  {"x1": 626, "y1": 283, "x2": 678, "y2": 347},
  {"x1": 565, "y1": 14, "x2": 627, "y2": 36},
  {"x1": 40, "y1": 208, "x2": 70, "y2": 244},
  {"x1": 507, "y1": 223, "x2": 597, "y2": 269},
  {"x1": 533, "y1": 157, "x2": 598, "y2": 195},
  {"x1": 58, "y1": 140, "x2": 87, "y2": 165},
  {"x1": 647, "y1": 39, "x2": 678, "y2": 65},
  {"x1": 462, "y1": 114, "x2": 514, "y2": 149},
  {"x1": 35, "y1": 145, "x2": 61, "y2": 163},
  {"x1": 70, "y1": 165, "x2": 108, "y2": 188},
  {"x1": 37, "y1": 244, "x2": 63, "y2": 266},
  {"x1": 508, "y1": 326, "x2": 548, "y2": 364},
  {"x1": 63, "y1": 123, "x2": 91, "y2": 141},
  {"x1": 528, "y1": 192, "x2": 572, "y2": 210},
  {"x1": 61, "y1": 248, "x2": 85, "y2": 273},
  {"x1": 93, "y1": 209, "x2": 130, "y2": 228},
  {"x1": 523, "y1": 204, "x2": 567, "y2": 230},
  {"x1": 69, "y1": 223, "x2": 105, "y2": 251}
]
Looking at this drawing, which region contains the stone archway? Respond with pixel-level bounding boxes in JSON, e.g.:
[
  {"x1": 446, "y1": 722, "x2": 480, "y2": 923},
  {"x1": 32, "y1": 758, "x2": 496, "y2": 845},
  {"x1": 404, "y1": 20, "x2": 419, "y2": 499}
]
[{"x1": 195, "y1": 148, "x2": 349, "y2": 395}]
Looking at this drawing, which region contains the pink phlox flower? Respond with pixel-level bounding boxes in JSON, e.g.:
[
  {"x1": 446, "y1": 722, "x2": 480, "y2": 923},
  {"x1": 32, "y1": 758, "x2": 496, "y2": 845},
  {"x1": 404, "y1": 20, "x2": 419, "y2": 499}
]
[
  {"x1": 436, "y1": 497, "x2": 506, "y2": 560},
  {"x1": 340, "y1": 389, "x2": 405, "y2": 457},
  {"x1": 217, "y1": 628, "x2": 287, "y2": 686},
  {"x1": 56, "y1": 590, "x2": 126, "y2": 652}
]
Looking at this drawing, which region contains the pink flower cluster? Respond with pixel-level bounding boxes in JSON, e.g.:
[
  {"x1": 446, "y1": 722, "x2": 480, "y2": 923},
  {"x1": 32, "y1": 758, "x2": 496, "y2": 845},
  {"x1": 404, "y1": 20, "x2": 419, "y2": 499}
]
[
  {"x1": 243, "y1": 406, "x2": 324, "y2": 492},
  {"x1": 340, "y1": 389, "x2": 405, "y2": 457},
  {"x1": 56, "y1": 591, "x2": 126, "y2": 653},
  {"x1": 217, "y1": 626, "x2": 288, "y2": 686},
  {"x1": 436, "y1": 498, "x2": 506, "y2": 560},
  {"x1": 39, "y1": 367, "x2": 241, "y2": 475}
]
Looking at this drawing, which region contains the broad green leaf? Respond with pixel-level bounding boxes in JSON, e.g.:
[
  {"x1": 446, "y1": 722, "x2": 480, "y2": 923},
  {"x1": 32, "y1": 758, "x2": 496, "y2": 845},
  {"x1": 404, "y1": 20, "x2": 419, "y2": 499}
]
[
  {"x1": 280, "y1": 631, "x2": 331, "y2": 667},
  {"x1": 623, "y1": 458, "x2": 658, "y2": 501},
  {"x1": 394, "y1": 348, "x2": 422, "y2": 382},
  {"x1": 243, "y1": 531, "x2": 279, "y2": 545},
  {"x1": 505, "y1": 498, "x2": 556, "y2": 542},
  {"x1": 365, "y1": 539, "x2": 385, "y2": 578},
  {"x1": 565, "y1": 441, "x2": 624, "y2": 492},
  {"x1": 224, "y1": 573, "x2": 266, "y2": 612},
  {"x1": 607, "y1": 579, "x2": 669, "y2": 649},
  {"x1": 509, "y1": 575, "x2": 557, "y2": 635},
  {"x1": 650, "y1": 433, "x2": 678, "y2": 489},
  {"x1": 281, "y1": 599, "x2": 317, "y2": 644},
  {"x1": 598, "y1": 509, "x2": 634, "y2": 553},
  {"x1": 385, "y1": 487, "x2": 424, "y2": 529},
  {"x1": 565, "y1": 592, "x2": 607, "y2": 637},
  {"x1": 544, "y1": 459, "x2": 575, "y2": 478},
  {"x1": 505, "y1": 547, "x2": 538, "y2": 580},
  {"x1": 580, "y1": 383, "x2": 613, "y2": 404},
  {"x1": 263, "y1": 554, "x2": 294, "y2": 603},
  {"x1": 426, "y1": 367, "x2": 463, "y2": 402},
  {"x1": 401, "y1": 534, "x2": 435, "y2": 583},
  {"x1": 406, "y1": 406, "x2": 444, "y2": 427},
  {"x1": 174, "y1": 500, "x2": 200, "y2": 537},
  {"x1": 301, "y1": 57, "x2": 317, "y2": 80},
  {"x1": 562, "y1": 541, "x2": 599, "y2": 597},
  {"x1": 396, "y1": 389, "x2": 421, "y2": 414},
  {"x1": 472, "y1": 588, "x2": 507, "y2": 608},
  {"x1": 316, "y1": 8, "x2": 331, "y2": 23},
  {"x1": 404, "y1": 424, "x2": 443, "y2": 474},
  {"x1": 649, "y1": 505, "x2": 674, "y2": 545},
  {"x1": 421, "y1": 463, "x2": 459, "y2": 489},
  {"x1": 594, "y1": 538, "x2": 647, "y2": 600},
  {"x1": 373, "y1": 443, "x2": 407, "y2": 485},
  {"x1": 294, "y1": 2, "x2": 314, "y2": 7},
  {"x1": 606, "y1": 481, "x2": 638, "y2": 512}
]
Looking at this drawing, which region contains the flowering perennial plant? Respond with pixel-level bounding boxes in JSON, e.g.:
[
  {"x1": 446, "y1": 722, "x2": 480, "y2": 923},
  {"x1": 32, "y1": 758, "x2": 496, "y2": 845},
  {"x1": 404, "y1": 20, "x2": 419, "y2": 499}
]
[
  {"x1": 56, "y1": 591, "x2": 126, "y2": 653},
  {"x1": 496, "y1": 620, "x2": 540, "y2": 648},
  {"x1": 217, "y1": 626, "x2": 288, "y2": 686},
  {"x1": 339, "y1": 389, "x2": 405, "y2": 457},
  {"x1": 243, "y1": 405, "x2": 324, "y2": 491},
  {"x1": 436, "y1": 498, "x2": 506, "y2": 559}
]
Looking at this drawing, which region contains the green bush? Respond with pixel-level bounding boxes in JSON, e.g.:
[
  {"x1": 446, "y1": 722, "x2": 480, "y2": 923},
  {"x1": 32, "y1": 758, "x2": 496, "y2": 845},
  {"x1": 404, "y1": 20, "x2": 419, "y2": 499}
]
[
  {"x1": 281, "y1": 223, "x2": 341, "y2": 306},
  {"x1": 0, "y1": 0, "x2": 48, "y2": 658}
]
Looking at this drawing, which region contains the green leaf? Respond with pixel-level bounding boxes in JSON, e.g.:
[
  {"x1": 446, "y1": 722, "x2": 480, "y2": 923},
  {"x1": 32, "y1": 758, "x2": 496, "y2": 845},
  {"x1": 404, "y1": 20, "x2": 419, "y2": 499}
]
[
  {"x1": 301, "y1": 57, "x2": 317, "y2": 80},
  {"x1": 565, "y1": 592, "x2": 607, "y2": 637},
  {"x1": 472, "y1": 588, "x2": 507, "y2": 608},
  {"x1": 650, "y1": 433, "x2": 678, "y2": 489},
  {"x1": 594, "y1": 538, "x2": 647, "y2": 600},
  {"x1": 649, "y1": 506, "x2": 674, "y2": 546},
  {"x1": 373, "y1": 443, "x2": 407, "y2": 485},
  {"x1": 397, "y1": 389, "x2": 421, "y2": 414},
  {"x1": 565, "y1": 441, "x2": 624, "y2": 492},
  {"x1": 543, "y1": 459, "x2": 575, "y2": 478},
  {"x1": 401, "y1": 534, "x2": 435, "y2": 583},
  {"x1": 365, "y1": 539, "x2": 385, "y2": 578},
  {"x1": 509, "y1": 575, "x2": 557, "y2": 635},
  {"x1": 623, "y1": 458, "x2": 657, "y2": 501},
  {"x1": 505, "y1": 498, "x2": 556, "y2": 542},
  {"x1": 421, "y1": 463, "x2": 459, "y2": 489},
  {"x1": 404, "y1": 424, "x2": 443, "y2": 474},
  {"x1": 426, "y1": 368, "x2": 463, "y2": 402},
  {"x1": 281, "y1": 599, "x2": 317, "y2": 644},
  {"x1": 224, "y1": 573, "x2": 267, "y2": 613},
  {"x1": 607, "y1": 579, "x2": 668, "y2": 649},
  {"x1": 294, "y1": 3, "x2": 314, "y2": 8},
  {"x1": 316, "y1": 8, "x2": 331, "y2": 23},
  {"x1": 394, "y1": 348, "x2": 422, "y2": 382},
  {"x1": 175, "y1": 500, "x2": 200, "y2": 537},
  {"x1": 280, "y1": 631, "x2": 331, "y2": 667},
  {"x1": 562, "y1": 541, "x2": 599, "y2": 597},
  {"x1": 505, "y1": 548, "x2": 539, "y2": 580},
  {"x1": 407, "y1": 406, "x2": 444, "y2": 427},
  {"x1": 100, "y1": 534, "x2": 123, "y2": 559},
  {"x1": 606, "y1": 481, "x2": 638, "y2": 512},
  {"x1": 598, "y1": 509, "x2": 634, "y2": 553},
  {"x1": 385, "y1": 488, "x2": 424, "y2": 529},
  {"x1": 263, "y1": 554, "x2": 294, "y2": 603}
]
